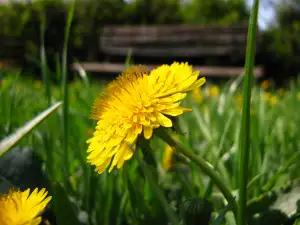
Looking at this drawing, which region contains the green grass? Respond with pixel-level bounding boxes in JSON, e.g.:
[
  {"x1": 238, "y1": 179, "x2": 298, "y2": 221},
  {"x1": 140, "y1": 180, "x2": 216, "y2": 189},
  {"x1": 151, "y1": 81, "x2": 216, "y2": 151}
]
[{"x1": 1, "y1": 71, "x2": 300, "y2": 225}]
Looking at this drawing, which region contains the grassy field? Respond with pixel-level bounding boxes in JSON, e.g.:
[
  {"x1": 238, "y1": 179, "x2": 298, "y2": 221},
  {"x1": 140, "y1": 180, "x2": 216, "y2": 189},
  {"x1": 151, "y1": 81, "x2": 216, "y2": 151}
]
[
  {"x1": 0, "y1": 1, "x2": 300, "y2": 224},
  {"x1": 1, "y1": 71, "x2": 300, "y2": 225}
]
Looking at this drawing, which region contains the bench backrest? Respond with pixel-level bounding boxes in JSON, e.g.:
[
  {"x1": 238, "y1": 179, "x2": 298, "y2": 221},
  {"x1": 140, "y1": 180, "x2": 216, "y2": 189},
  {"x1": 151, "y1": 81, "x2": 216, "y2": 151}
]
[
  {"x1": 0, "y1": 35, "x2": 24, "y2": 64},
  {"x1": 99, "y1": 24, "x2": 259, "y2": 59}
]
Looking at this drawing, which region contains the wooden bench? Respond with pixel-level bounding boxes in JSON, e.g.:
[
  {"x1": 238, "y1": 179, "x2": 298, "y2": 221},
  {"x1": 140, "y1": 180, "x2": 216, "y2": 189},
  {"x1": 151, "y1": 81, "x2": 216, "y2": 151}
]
[
  {"x1": 0, "y1": 35, "x2": 24, "y2": 70},
  {"x1": 71, "y1": 24, "x2": 263, "y2": 77}
]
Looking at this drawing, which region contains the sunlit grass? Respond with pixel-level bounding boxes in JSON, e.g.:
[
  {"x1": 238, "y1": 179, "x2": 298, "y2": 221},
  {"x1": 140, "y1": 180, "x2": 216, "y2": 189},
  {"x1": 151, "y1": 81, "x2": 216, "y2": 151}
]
[{"x1": 1, "y1": 70, "x2": 300, "y2": 224}]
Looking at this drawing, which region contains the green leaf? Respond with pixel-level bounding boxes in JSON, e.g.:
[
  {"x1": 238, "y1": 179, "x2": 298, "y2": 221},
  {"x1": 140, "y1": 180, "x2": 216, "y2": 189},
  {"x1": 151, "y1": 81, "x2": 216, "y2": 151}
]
[
  {"x1": 237, "y1": 0, "x2": 260, "y2": 224},
  {"x1": 294, "y1": 219, "x2": 300, "y2": 225},
  {"x1": 0, "y1": 101, "x2": 63, "y2": 157},
  {"x1": 53, "y1": 182, "x2": 82, "y2": 225}
]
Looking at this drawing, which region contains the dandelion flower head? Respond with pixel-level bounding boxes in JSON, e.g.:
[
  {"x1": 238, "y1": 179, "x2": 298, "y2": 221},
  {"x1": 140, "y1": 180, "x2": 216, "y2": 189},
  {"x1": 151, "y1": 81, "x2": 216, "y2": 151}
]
[
  {"x1": 87, "y1": 62, "x2": 206, "y2": 174},
  {"x1": 0, "y1": 188, "x2": 52, "y2": 225}
]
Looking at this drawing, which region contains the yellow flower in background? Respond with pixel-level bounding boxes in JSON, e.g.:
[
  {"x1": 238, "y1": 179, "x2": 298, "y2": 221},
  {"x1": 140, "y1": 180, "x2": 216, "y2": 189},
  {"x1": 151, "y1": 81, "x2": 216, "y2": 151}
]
[
  {"x1": 208, "y1": 85, "x2": 219, "y2": 97},
  {"x1": 0, "y1": 79, "x2": 6, "y2": 87},
  {"x1": 261, "y1": 80, "x2": 271, "y2": 90},
  {"x1": 162, "y1": 144, "x2": 174, "y2": 171},
  {"x1": 87, "y1": 62, "x2": 206, "y2": 174},
  {"x1": 235, "y1": 94, "x2": 243, "y2": 107},
  {"x1": 192, "y1": 87, "x2": 203, "y2": 104},
  {"x1": 263, "y1": 92, "x2": 278, "y2": 105},
  {"x1": 297, "y1": 92, "x2": 300, "y2": 101},
  {"x1": 0, "y1": 188, "x2": 51, "y2": 225},
  {"x1": 263, "y1": 92, "x2": 271, "y2": 101},
  {"x1": 269, "y1": 95, "x2": 278, "y2": 105}
]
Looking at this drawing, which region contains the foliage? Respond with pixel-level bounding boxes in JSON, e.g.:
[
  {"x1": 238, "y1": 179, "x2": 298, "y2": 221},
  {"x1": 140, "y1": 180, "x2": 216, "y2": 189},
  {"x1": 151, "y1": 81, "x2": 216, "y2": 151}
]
[
  {"x1": 261, "y1": 0, "x2": 300, "y2": 83},
  {"x1": 180, "y1": 0, "x2": 249, "y2": 25},
  {"x1": 0, "y1": 0, "x2": 253, "y2": 78},
  {"x1": 1, "y1": 71, "x2": 300, "y2": 224}
]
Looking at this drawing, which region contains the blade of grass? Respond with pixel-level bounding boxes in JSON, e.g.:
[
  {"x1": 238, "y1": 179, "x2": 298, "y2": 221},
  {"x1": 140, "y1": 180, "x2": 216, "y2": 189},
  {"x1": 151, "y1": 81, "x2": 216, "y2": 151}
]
[
  {"x1": 0, "y1": 101, "x2": 63, "y2": 157},
  {"x1": 40, "y1": 13, "x2": 51, "y2": 105},
  {"x1": 6, "y1": 73, "x2": 20, "y2": 134},
  {"x1": 125, "y1": 48, "x2": 133, "y2": 68},
  {"x1": 204, "y1": 111, "x2": 235, "y2": 198},
  {"x1": 61, "y1": 0, "x2": 75, "y2": 180},
  {"x1": 237, "y1": 0, "x2": 260, "y2": 225}
]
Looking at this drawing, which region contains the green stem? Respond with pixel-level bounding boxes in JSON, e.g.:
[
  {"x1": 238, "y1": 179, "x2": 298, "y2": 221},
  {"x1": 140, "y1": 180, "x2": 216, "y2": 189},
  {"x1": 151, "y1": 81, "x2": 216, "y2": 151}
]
[
  {"x1": 237, "y1": 0, "x2": 260, "y2": 225},
  {"x1": 156, "y1": 128, "x2": 238, "y2": 216}
]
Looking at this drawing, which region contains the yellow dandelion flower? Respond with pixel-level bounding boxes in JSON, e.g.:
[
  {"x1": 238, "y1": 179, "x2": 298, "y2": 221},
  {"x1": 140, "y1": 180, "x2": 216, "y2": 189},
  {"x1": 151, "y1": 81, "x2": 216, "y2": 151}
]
[
  {"x1": 208, "y1": 85, "x2": 219, "y2": 97},
  {"x1": 0, "y1": 188, "x2": 51, "y2": 225},
  {"x1": 87, "y1": 62, "x2": 206, "y2": 174},
  {"x1": 269, "y1": 95, "x2": 278, "y2": 105},
  {"x1": 192, "y1": 87, "x2": 203, "y2": 104},
  {"x1": 162, "y1": 144, "x2": 174, "y2": 171},
  {"x1": 261, "y1": 80, "x2": 271, "y2": 90}
]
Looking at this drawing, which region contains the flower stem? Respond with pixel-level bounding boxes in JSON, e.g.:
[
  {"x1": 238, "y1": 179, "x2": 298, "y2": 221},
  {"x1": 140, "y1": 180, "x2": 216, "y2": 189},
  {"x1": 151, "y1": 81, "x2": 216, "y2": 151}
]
[{"x1": 156, "y1": 128, "x2": 238, "y2": 216}]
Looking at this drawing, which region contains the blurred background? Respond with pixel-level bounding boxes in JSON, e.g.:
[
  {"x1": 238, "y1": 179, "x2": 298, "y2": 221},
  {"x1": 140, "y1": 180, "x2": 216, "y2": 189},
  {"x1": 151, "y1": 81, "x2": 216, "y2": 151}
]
[{"x1": 0, "y1": 0, "x2": 299, "y2": 83}]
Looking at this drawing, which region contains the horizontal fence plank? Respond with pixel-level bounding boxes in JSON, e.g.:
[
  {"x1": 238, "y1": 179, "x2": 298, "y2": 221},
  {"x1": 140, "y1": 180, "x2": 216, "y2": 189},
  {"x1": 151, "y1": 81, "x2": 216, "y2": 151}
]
[
  {"x1": 71, "y1": 62, "x2": 263, "y2": 77},
  {"x1": 100, "y1": 45, "x2": 245, "y2": 57},
  {"x1": 0, "y1": 49, "x2": 24, "y2": 58},
  {"x1": 0, "y1": 46, "x2": 24, "y2": 51},
  {"x1": 102, "y1": 24, "x2": 249, "y2": 36},
  {"x1": 0, "y1": 36, "x2": 23, "y2": 44},
  {"x1": 0, "y1": 36, "x2": 24, "y2": 62},
  {"x1": 99, "y1": 24, "x2": 260, "y2": 58},
  {"x1": 100, "y1": 34, "x2": 247, "y2": 46}
]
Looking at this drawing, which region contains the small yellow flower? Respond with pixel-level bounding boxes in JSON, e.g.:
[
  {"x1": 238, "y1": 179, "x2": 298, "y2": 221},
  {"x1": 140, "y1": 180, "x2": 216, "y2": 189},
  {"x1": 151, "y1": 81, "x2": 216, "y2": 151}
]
[
  {"x1": 192, "y1": 87, "x2": 203, "y2": 104},
  {"x1": 261, "y1": 80, "x2": 271, "y2": 90},
  {"x1": 297, "y1": 92, "x2": 300, "y2": 101},
  {"x1": 0, "y1": 188, "x2": 52, "y2": 225},
  {"x1": 235, "y1": 94, "x2": 243, "y2": 107},
  {"x1": 269, "y1": 95, "x2": 278, "y2": 105},
  {"x1": 87, "y1": 62, "x2": 206, "y2": 174},
  {"x1": 0, "y1": 79, "x2": 6, "y2": 87},
  {"x1": 162, "y1": 144, "x2": 174, "y2": 171},
  {"x1": 263, "y1": 92, "x2": 271, "y2": 101},
  {"x1": 208, "y1": 85, "x2": 219, "y2": 97}
]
